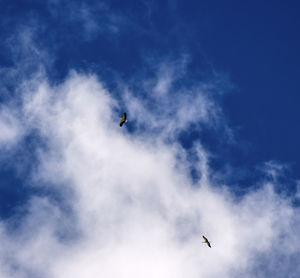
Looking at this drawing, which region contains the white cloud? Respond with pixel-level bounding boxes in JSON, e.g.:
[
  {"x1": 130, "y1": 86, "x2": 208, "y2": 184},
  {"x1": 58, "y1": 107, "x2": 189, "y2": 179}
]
[
  {"x1": 0, "y1": 72, "x2": 299, "y2": 278},
  {"x1": 120, "y1": 59, "x2": 222, "y2": 141},
  {"x1": 0, "y1": 106, "x2": 24, "y2": 148},
  {"x1": 47, "y1": 1, "x2": 123, "y2": 41},
  {"x1": 258, "y1": 160, "x2": 289, "y2": 182}
]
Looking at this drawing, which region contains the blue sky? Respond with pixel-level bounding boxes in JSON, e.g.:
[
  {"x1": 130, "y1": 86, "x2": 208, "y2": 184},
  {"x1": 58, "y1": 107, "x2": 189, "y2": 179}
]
[
  {"x1": 0, "y1": 1, "x2": 299, "y2": 277},
  {"x1": 2, "y1": 0, "x2": 299, "y2": 181}
]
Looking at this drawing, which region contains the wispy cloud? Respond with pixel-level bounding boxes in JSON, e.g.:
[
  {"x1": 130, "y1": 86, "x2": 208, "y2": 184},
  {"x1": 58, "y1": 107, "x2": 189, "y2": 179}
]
[
  {"x1": 118, "y1": 57, "x2": 226, "y2": 142},
  {"x1": 0, "y1": 106, "x2": 23, "y2": 148},
  {"x1": 0, "y1": 71, "x2": 298, "y2": 277},
  {"x1": 258, "y1": 160, "x2": 290, "y2": 182},
  {"x1": 46, "y1": 0, "x2": 124, "y2": 41}
]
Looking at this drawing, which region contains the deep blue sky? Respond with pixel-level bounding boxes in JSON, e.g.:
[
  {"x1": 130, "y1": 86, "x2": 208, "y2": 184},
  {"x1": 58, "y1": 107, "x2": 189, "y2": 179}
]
[{"x1": 0, "y1": 0, "x2": 300, "y2": 216}]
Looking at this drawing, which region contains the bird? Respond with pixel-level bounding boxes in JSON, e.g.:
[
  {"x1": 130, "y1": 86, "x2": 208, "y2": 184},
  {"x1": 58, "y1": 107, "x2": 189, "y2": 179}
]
[
  {"x1": 202, "y1": 235, "x2": 211, "y2": 248},
  {"x1": 120, "y1": 112, "x2": 128, "y2": 127}
]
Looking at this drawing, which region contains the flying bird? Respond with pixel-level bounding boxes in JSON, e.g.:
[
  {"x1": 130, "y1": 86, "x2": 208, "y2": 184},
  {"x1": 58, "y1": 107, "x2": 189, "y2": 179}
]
[
  {"x1": 120, "y1": 112, "x2": 128, "y2": 127},
  {"x1": 202, "y1": 235, "x2": 211, "y2": 248}
]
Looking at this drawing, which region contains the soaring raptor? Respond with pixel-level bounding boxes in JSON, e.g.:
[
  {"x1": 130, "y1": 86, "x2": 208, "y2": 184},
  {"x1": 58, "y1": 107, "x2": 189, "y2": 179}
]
[
  {"x1": 202, "y1": 235, "x2": 211, "y2": 248},
  {"x1": 120, "y1": 113, "x2": 128, "y2": 127}
]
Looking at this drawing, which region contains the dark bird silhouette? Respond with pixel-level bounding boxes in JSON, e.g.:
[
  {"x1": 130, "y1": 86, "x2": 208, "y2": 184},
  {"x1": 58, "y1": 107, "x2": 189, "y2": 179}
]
[
  {"x1": 120, "y1": 113, "x2": 128, "y2": 127},
  {"x1": 202, "y1": 235, "x2": 211, "y2": 248}
]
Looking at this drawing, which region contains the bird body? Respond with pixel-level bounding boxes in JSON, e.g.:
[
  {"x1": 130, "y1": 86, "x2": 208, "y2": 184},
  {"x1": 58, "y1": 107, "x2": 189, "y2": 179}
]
[
  {"x1": 202, "y1": 235, "x2": 211, "y2": 248},
  {"x1": 120, "y1": 112, "x2": 128, "y2": 127}
]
